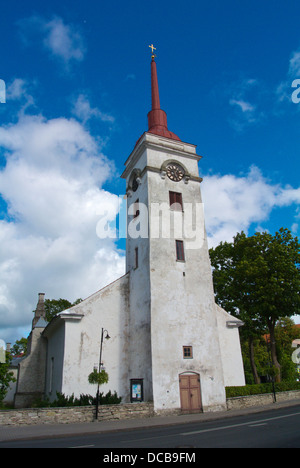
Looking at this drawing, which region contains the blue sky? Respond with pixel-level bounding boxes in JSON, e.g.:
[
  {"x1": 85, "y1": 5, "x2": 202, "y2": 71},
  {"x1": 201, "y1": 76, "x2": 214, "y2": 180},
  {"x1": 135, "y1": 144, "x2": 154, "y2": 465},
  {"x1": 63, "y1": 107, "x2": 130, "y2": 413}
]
[{"x1": 0, "y1": 0, "x2": 300, "y2": 343}]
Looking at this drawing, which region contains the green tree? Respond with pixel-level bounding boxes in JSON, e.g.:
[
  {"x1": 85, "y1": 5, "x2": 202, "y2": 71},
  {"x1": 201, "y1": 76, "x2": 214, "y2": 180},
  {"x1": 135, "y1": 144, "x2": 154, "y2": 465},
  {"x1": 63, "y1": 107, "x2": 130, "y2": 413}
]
[
  {"x1": 209, "y1": 228, "x2": 300, "y2": 382},
  {"x1": 0, "y1": 352, "x2": 16, "y2": 405},
  {"x1": 274, "y1": 318, "x2": 300, "y2": 381},
  {"x1": 44, "y1": 298, "x2": 82, "y2": 322},
  {"x1": 11, "y1": 337, "x2": 28, "y2": 356},
  {"x1": 209, "y1": 232, "x2": 267, "y2": 383}
]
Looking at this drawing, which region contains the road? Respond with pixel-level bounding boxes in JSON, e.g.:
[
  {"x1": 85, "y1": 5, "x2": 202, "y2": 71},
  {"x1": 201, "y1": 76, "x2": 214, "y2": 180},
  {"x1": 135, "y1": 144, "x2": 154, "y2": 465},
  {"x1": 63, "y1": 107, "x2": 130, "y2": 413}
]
[{"x1": 1, "y1": 404, "x2": 300, "y2": 448}]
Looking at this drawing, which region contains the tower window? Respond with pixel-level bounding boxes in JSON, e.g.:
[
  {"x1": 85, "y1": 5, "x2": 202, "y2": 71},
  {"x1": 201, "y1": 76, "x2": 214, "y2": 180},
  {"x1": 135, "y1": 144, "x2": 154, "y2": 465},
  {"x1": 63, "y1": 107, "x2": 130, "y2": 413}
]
[
  {"x1": 176, "y1": 240, "x2": 185, "y2": 262},
  {"x1": 169, "y1": 191, "x2": 183, "y2": 211},
  {"x1": 134, "y1": 247, "x2": 138, "y2": 269},
  {"x1": 183, "y1": 346, "x2": 193, "y2": 359}
]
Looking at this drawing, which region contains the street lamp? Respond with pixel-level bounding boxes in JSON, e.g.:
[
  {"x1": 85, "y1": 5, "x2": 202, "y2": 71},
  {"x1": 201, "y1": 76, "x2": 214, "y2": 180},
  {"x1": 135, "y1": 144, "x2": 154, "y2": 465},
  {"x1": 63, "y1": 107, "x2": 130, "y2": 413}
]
[{"x1": 95, "y1": 328, "x2": 110, "y2": 419}]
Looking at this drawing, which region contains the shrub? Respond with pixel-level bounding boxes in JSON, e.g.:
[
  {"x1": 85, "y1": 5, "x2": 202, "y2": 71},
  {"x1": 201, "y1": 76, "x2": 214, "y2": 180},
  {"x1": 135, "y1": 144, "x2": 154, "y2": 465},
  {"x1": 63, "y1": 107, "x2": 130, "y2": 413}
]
[
  {"x1": 99, "y1": 390, "x2": 122, "y2": 405},
  {"x1": 32, "y1": 391, "x2": 122, "y2": 408}
]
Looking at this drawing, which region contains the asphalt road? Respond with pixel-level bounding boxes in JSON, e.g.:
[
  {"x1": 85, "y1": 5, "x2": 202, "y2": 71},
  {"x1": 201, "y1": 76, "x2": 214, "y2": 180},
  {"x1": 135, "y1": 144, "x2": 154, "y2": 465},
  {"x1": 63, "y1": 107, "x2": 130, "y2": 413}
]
[{"x1": 1, "y1": 404, "x2": 300, "y2": 449}]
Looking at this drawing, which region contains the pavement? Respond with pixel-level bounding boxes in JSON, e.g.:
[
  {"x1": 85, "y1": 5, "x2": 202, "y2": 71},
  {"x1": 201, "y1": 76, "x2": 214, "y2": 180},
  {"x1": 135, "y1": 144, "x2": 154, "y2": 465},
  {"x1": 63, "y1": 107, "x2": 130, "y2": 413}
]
[{"x1": 1, "y1": 398, "x2": 300, "y2": 442}]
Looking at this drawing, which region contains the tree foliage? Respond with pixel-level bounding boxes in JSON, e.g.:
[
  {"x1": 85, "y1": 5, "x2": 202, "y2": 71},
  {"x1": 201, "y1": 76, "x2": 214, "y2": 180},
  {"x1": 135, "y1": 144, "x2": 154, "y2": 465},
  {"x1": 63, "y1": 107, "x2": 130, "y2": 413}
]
[
  {"x1": 209, "y1": 228, "x2": 300, "y2": 382},
  {"x1": 11, "y1": 337, "x2": 28, "y2": 356},
  {"x1": 44, "y1": 298, "x2": 82, "y2": 322},
  {"x1": 0, "y1": 352, "x2": 16, "y2": 404}
]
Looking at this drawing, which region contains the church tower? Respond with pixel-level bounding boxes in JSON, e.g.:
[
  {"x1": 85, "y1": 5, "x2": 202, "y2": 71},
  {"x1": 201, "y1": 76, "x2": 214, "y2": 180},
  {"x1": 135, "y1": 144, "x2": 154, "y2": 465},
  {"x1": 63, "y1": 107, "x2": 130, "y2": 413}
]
[{"x1": 121, "y1": 49, "x2": 229, "y2": 412}]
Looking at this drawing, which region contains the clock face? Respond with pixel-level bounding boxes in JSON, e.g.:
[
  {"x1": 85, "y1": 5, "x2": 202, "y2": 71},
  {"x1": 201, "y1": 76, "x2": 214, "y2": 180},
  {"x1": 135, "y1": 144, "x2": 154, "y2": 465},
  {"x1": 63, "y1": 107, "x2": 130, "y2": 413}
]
[{"x1": 166, "y1": 163, "x2": 185, "y2": 182}]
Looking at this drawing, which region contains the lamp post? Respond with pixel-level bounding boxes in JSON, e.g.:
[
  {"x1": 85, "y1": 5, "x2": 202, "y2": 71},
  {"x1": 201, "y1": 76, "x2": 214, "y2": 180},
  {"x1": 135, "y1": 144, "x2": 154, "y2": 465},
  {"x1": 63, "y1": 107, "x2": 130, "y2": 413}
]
[{"x1": 95, "y1": 328, "x2": 110, "y2": 420}]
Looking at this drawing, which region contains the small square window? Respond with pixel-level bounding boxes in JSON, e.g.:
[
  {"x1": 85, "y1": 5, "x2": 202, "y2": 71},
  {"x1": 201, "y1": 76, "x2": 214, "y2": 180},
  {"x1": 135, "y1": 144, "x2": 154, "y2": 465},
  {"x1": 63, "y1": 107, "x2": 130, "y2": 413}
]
[{"x1": 183, "y1": 346, "x2": 193, "y2": 359}]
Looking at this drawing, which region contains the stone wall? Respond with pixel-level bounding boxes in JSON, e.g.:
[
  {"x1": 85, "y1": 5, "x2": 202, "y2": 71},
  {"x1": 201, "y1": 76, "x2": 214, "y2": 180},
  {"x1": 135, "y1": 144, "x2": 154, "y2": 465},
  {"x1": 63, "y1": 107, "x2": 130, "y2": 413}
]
[
  {"x1": 95, "y1": 402, "x2": 154, "y2": 421},
  {"x1": 0, "y1": 402, "x2": 154, "y2": 426},
  {"x1": 226, "y1": 390, "x2": 300, "y2": 410}
]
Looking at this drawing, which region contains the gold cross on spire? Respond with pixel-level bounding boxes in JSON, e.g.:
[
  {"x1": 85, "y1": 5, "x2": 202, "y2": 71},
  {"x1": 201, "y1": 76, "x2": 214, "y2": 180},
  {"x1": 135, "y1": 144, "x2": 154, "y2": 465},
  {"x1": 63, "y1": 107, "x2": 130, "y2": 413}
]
[{"x1": 149, "y1": 44, "x2": 156, "y2": 58}]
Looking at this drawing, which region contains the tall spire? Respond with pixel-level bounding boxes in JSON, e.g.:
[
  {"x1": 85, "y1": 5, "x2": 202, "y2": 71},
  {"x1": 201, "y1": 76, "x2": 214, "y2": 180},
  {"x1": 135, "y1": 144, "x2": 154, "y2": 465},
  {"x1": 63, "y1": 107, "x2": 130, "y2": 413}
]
[
  {"x1": 150, "y1": 56, "x2": 161, "y2": 110},
  {"x1": 147, "y1": 47, "x2": 181, "y2": 141}
]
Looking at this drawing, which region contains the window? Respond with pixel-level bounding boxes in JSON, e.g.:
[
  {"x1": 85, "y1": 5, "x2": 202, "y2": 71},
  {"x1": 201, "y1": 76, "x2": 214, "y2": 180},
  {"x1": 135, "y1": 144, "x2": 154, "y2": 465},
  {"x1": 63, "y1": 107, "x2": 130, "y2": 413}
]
[
  {"x1": 176, "y1": 240, "x2": 185, "y2": 261},
  {"x1": 133, "y1": 199, "x2": 140, "y2": 218},
  {"x1": 169, "y1": 191, "x2": 183, "y2": 211},
  {"x1": 134, "y1": 247, "x2": 138, "y2": 269},
  {"x1": 183, "y1": 346, "x2": 193, "y2": 359}
]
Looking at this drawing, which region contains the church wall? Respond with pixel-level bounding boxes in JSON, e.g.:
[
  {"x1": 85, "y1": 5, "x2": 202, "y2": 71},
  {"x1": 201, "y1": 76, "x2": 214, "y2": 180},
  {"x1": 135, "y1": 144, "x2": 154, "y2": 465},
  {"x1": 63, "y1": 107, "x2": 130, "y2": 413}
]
[
  {"x1": 215, "y1": 305, "x2": 246, "y2": 387},
  {"x1": 59, "y1": 274, "x2": 131, "y2": 403}
]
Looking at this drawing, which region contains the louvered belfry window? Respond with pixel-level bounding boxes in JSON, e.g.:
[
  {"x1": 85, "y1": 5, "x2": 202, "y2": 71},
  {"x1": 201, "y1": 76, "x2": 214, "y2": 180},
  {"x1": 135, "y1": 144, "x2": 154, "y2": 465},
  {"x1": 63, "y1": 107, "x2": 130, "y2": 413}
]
[{"x1": 169, "y1": 191, "x2": 183, "y2": 211}]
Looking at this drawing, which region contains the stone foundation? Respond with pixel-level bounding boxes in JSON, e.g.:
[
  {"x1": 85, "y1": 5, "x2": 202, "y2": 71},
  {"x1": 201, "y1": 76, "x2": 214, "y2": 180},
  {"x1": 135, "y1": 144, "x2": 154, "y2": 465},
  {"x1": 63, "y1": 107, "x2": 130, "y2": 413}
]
[
  {"x1": 0, "y1": 402, "x2": 154, "y2": 426},
  {"x1": 226, "y1": 390, "x2": 300, "y2": 410}
]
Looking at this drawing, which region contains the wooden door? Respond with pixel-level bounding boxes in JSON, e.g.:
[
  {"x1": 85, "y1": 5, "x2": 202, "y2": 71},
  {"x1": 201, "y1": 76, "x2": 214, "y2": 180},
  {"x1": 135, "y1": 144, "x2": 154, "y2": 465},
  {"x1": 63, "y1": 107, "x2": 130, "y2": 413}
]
[{"x1": 179, "y1": 374, "x2": 202, "y2": 413}]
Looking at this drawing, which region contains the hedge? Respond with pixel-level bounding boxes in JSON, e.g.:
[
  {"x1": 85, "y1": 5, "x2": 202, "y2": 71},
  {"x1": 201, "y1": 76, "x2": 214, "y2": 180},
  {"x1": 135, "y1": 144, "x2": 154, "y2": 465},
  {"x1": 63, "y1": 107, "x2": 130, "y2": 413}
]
[
  {"x1": 31, "y1": 390, "x2": 122, "y2": 408},
  {"x1": 226, "y1": 381, "x2": 300, "y2": 398}
]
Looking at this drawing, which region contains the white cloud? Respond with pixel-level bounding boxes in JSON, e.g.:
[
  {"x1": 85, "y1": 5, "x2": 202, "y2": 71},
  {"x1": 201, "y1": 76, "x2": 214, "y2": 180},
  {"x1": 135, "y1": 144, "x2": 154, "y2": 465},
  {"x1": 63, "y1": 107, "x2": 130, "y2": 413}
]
[
  {"x1": 18, "y1": 15, "x2": 86, "y2": 67},
  {"x1": 0, "y1": 114, "x2": 125, "y2": 343},
  {"x1": 229, "y1": 99, "x2": 255, "y2": 113},
  {"x1": 6, "y1": 79, "x2": 28, "y2": 100},
  {"x1": 201, "y1": 165, "x2": 300, "y2": 247},
  {"x1": 288, "y1": 50, "x2": 300, "y2": 77},
  {"x1": 6, "y1": 78, "x2": 36, "y2": 115},
  {"x1": 72, "y1": 94, "x2": 115, "y2": 124},
  {"x1": 224, "y1": 77, "x2": 265, "y2": 131},
  {"x1": 43, "y1": 16, "x2": 86, "y2": 64}
]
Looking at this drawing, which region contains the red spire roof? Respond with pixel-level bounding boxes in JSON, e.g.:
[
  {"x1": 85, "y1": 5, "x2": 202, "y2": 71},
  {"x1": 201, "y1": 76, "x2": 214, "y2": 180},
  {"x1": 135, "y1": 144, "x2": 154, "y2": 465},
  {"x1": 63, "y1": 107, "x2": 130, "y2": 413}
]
[{"x1": 147, "y1": 56, "x2": 181, "y2": 141}]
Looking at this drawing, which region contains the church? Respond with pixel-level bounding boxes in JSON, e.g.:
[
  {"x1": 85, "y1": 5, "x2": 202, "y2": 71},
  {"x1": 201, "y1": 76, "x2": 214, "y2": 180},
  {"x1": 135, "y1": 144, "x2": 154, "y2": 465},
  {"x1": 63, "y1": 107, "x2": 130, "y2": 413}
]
[{"x1": 14, "y1": 50, "x2": 245, "y2": 413}]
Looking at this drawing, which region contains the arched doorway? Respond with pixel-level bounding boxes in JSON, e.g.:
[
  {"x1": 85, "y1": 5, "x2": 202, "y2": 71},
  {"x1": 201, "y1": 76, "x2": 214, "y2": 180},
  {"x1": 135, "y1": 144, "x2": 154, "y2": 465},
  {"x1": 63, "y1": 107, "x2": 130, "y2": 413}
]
[{"x1": 179, "y1": 372, "x2": 202, "y2": 413}]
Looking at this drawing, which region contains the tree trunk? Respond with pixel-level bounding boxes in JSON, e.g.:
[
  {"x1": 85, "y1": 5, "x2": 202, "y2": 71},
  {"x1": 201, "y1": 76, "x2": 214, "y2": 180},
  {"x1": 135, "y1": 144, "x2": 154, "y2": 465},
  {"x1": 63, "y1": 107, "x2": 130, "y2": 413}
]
[
  {"x1": 249, "y1": 336, "x2": 260, "y2": 384},
  {"x1": 268, "y1": 320, "x2": 281, "y2": 382}
]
